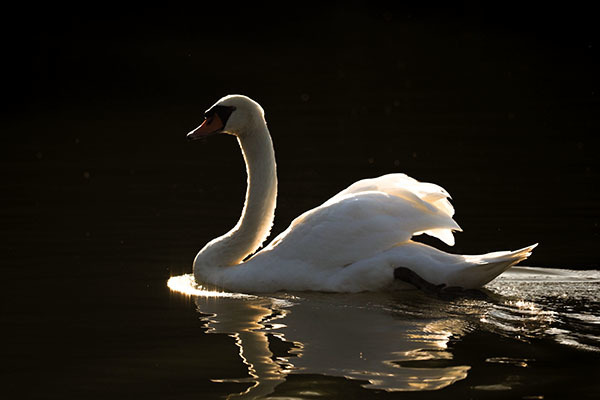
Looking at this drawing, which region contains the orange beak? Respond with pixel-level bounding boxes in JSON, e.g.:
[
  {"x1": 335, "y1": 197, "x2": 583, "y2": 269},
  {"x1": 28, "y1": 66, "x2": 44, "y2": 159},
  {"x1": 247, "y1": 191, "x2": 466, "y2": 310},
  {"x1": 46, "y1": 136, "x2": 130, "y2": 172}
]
[{"x1": 187, "y1": 113, "x2": 225, "y2": 140}]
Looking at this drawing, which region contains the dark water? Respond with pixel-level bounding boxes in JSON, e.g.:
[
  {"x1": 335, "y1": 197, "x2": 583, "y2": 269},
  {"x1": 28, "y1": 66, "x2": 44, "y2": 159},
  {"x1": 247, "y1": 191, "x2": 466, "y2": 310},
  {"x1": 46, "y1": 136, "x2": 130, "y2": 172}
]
[
  {"x1": 166, "y1": 269, "x2": 600, "y2": 399},
  {"x1": 2, "y1": 3, "x2": 600, "y2": 399}
]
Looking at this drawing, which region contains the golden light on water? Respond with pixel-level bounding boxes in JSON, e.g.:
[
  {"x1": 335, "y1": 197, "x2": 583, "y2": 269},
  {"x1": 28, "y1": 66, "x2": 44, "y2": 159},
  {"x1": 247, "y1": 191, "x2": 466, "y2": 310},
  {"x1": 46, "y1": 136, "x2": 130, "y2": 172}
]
[
  {"x1": 512, "y1": 300, "x2": 539, "y2": 312},
  {"x1": 167, "y1": 274, "x2": 253, "y2": 298}
]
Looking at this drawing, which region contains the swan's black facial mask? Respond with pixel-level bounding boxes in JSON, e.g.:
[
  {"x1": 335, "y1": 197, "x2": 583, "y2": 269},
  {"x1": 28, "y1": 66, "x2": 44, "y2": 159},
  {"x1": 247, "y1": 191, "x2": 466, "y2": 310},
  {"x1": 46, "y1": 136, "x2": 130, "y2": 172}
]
[{"x1": 187, "y1": 105, "x2": 236, "y2": 141}]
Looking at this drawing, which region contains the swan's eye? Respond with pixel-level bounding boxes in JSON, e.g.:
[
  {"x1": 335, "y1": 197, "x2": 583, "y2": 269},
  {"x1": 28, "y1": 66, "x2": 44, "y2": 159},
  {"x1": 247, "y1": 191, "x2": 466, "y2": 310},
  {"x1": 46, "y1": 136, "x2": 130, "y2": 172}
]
[
  {"x1": 203, "y1": 105, "x2": 236, "y2": 128},
  {"x1": 204, "y1": 109, "x2": 215, "y2": 121},
  {"x1": 213, "y1": 105, "x2": 236, "y2": 125}
]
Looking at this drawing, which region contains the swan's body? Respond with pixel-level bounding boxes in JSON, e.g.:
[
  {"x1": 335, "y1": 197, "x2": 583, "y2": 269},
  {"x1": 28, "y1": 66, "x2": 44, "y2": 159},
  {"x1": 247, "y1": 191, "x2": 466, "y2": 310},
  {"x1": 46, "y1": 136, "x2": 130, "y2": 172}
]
[{"x1": 188, "y1": 95, "x2": 536, "y2": 293}]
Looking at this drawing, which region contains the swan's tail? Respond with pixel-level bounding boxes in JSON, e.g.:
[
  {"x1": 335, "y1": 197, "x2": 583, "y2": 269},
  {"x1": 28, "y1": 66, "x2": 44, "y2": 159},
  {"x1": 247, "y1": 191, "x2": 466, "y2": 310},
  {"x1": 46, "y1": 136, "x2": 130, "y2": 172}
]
[{"x1": 446, "y1": 243, "x2": 538, "y2": 289}]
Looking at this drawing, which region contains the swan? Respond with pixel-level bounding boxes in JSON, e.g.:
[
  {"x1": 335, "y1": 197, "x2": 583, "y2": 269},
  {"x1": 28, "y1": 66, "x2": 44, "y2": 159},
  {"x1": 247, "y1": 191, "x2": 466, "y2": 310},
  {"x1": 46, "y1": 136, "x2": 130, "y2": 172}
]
[{"x1": 187, "y1": 95, "x2": 536, "y2": 293}]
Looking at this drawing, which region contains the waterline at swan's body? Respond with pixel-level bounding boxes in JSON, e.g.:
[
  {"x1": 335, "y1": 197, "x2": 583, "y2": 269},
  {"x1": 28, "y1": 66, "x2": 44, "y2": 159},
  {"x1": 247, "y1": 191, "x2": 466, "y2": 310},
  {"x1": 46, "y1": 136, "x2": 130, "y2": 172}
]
[{"x1": 187, "y1": 95, "x2": 536, "y2": 293}]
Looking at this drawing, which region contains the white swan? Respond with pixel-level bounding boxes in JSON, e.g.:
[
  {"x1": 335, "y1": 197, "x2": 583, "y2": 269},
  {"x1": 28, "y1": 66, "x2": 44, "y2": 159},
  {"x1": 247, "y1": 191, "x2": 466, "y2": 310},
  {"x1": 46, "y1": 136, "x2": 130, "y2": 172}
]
[{"x1": 187, "y1": 95, "x2": 536, "y2": 293}]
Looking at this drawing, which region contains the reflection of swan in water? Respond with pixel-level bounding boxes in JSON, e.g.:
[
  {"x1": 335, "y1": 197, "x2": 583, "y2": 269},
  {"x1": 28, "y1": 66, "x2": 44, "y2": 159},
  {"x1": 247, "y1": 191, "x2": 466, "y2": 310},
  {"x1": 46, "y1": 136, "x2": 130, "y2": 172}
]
[
  {"x1": 196, "y1": 294, "x2": 470, "y2": 398},
  {"x1": 168, "y1": 268, "x2": 600, "y2": 398},
  {"x1": 187, "y1": 95, "x2": 536, "y2": 293},
  {"x1": 169, "y1": 275, "x2": 471, "y2": 398},
  {"x1": 200, "y1": 296, "x2": 288, "y2": 399}
]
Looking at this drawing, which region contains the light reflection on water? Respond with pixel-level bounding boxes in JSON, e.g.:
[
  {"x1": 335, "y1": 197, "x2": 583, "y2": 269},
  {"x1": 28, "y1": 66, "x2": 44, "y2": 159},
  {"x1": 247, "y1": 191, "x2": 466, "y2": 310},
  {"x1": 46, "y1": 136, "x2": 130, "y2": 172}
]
[
  {"x1": 167, "y1": 274, "x2": 255, "y2": 299},
  {"x1": 167, "y1": 267, "x2": 600, "y2": 398},
  {"x1": 486, "y1": 267, "x2": 600, "y2": 353}
]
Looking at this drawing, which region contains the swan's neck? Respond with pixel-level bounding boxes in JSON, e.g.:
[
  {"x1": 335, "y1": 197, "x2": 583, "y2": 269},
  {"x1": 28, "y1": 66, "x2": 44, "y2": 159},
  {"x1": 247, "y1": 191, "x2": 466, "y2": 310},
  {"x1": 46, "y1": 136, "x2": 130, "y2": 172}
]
[{"x1": 194, "y1": 119, "x2": 277, "y2": 271}]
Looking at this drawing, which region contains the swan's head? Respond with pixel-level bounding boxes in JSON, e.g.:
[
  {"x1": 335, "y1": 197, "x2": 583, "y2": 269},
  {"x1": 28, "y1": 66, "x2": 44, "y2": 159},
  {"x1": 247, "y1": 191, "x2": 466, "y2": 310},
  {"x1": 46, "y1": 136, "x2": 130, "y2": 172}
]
[{"x1": 187, "y1": 95, "x2": 265, "y2": 140}]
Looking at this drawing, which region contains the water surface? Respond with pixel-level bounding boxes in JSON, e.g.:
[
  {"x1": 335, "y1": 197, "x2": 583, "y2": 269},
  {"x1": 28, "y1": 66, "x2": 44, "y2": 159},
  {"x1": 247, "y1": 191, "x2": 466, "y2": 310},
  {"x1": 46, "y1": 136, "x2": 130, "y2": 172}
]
[{"x1": 168, "y1": 267, "x2": 600, "y2": 399}]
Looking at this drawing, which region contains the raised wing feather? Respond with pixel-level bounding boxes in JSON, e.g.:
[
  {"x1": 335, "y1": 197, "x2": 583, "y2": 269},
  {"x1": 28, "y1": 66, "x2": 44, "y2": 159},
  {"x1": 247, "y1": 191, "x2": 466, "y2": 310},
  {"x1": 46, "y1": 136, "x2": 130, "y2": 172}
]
[
  {"x1": 330, "y1": 173, "x2": 455, "y2": 217},
  {"x1": 327, "y1": 173, "x2": 460, "y2": 245}
]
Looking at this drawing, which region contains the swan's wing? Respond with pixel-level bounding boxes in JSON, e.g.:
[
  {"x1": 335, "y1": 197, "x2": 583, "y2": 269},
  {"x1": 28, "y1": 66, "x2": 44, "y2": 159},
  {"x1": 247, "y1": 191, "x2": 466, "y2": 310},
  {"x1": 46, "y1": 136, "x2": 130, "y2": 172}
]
[
  {"x1": 329, "y1": 173, "x2": 455, "y2": 216},
  {"x1": 326, "y1": 173, "x2": 458, "y2": 245},
  {"x1": 259, "y1": 189, "x2": 461, "y2": 271}
]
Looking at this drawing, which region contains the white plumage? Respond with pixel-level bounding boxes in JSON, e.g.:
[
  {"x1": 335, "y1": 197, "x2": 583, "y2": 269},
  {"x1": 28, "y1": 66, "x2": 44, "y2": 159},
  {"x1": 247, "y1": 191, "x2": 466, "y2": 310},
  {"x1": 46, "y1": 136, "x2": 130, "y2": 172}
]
[{"x1": 187, "y1": 95, "x2": 536, "y2": 293}]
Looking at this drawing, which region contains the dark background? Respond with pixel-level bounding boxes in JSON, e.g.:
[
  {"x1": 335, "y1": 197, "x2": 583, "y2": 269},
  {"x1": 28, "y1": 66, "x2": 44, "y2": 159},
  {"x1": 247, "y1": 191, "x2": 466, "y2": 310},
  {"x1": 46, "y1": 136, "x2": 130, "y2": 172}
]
[
  {"x1": 3, "y1": 1, "x2": 598, "y2": 270},
  {"x1": 1, "y1": 2, "x2": 600, "y2": 399}
]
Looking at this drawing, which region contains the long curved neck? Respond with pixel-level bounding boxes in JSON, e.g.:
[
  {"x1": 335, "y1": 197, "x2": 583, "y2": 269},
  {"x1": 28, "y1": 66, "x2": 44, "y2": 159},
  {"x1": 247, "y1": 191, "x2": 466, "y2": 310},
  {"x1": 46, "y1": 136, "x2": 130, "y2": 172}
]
[{"x1": 196, "y1": 119, "x2": 277, "y2": 268}]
